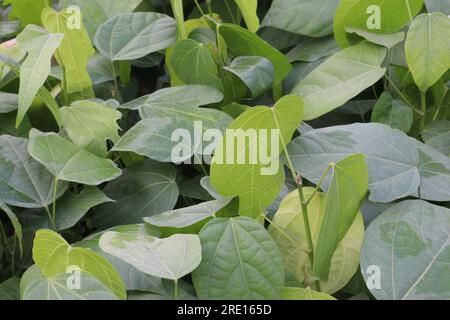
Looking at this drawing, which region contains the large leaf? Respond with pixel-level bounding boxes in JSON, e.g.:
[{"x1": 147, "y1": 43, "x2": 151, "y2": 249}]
[
  {"x1": 32, "y1": 229, "x2": 126, "y2": 299},
  {"x1": 334, "y1": 0, "x2": 424, "y2": 48},
  {"x1": 4, "y1": 0, "x2": 49, "y2": 26},
  {"x1": 21, "y1": 265, "x2": 117, "y2": 300},
  {"x1": 60, "y1": 100, "x2": 122, "y2": 157},
  {"x1": 269, "y1": 187, "x2": 364, "y2": 293},
  {"x1": 169, "y1": 39, "x2": 222, "y2": 90},
  {"x1": 210, "y1": 95, "x2": 304, "y2": 219},
  {"x1": 94, "y1": 12, "x2": 176, "y2": 61},
  {"x1": 361, "y1": 200, "x2": 450, "y2": 300},
  {"x1": 291, "y1": 41, "x2": 386, "y2": 120},
  {"x1": 371, "y1": 91, "x2": 413, "y2": 133},
  {"x1": 422, "y1": 121, "x2": 450, "y2": 156},
  {"x1": 0, "y1": 135, "x2": 67, "y2": 208},
  {"x1": 288, "y1": 123, "x2": 450, "y2": 202},
  {"x1": 192, "y1": 217, "x2": 285, "y2": 299},
  {"x1": 262, "y1": 0, "x2": 340, "y2": 37},
  {"x1": 27, "y1": 129, "x2": 121, "y2": 185},
  {"x1": 91, "y1": 160, "x2": 178, "y2": 229},
  {"x1": 15, "y1": 25, "x2": 63, "y2": 127},
  {"x1": 99, "y1": 232, "x2": 201, "y2": 280},
  {"x1": 219, "y1": 23, "x2": 291, "y2": 85},
  {"x1": 405, "y1": 13, "x2": 450, "y2": 91},
  {"x1": 234, "y1": 0, "x2": 259, "y2": 33},
  {"x1": 42, "y1": 7, "x2": 95, "y2": 103},
  {"x1": 113, "y1": 92, "x2": 231, "y2": 163},
  {"x1": 223, "y1": 56, "x2": 274, "y2": 98},
  {"x1": 313, "y1": 154, "x2": 368, "y2": 280}
]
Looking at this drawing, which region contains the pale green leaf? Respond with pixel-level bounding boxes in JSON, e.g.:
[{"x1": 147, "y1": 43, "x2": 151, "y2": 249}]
[
  {"x1": 234, "y1": 0, "x2": 259, "y2": 33},
  {"x1": 345, "y1": 27, "x2": 405, "y2": 49}
]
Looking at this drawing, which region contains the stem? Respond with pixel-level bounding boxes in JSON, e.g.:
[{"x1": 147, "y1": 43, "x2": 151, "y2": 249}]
[
  {"x1": 170, "y1": 0, "x2": 187, "y2": 40},
  {"x1": 61, "y1": 65, "x2": 69, "y2": 106},
  {"x1": 305, "y1": 163, "x2": 334, "y2": 206},
  {"x1": 420, "y1": 90, "x2": 427, "y2": 133},
  {"x1": 111, "y1": 62, "x2": 120, "y2": 100},
  {"x1": 11, "y1": 236, "x2": 16, "y2": 277},
  {"x1": 385, "y1": 74, "x2": 423, "y2": 116},
  {"x1": 52, "y1": 178, "x2": 59, "y2": 227},
  {"x1": 194, "y1": 0, "x2": 206, "y2": 16},
  {"x1": 173, "y1": 279, "x2": 178, "y2": 300},
  {"x1": 44, "y1": 206, "x2": 57, "y2": 231}
]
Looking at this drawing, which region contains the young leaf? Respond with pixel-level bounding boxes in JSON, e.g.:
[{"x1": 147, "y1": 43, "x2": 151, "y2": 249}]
[
  {"x1": 32, "y1": 229, "x2": 126, "y2": 299},
  {"x1": 234, "y1": 0, "x2": 259, "y2": 33},
  {"x1": 99, "y1": 232, "x2": 202, "y2": 280},
  {"x1": 313, "y1": 154, "x2": 369, "y2": 280},
  {"x1": 361, "y1": 200, "x2": 450, "y2": 300},
  {"x1": 0, "y1": 135, "x2": 68, "y2": 208},
  {"x1": 292, "y1": 41, "x2": 386, "y2": 120},
  {"x1": 262, "y1": 0, "x2": 340, "y2": 37},
  {"x1": 269, "y1": 187, "x2": 364, "y2": 293},
  {"x1": 27, "y1": 129, "x2": 122, "y2": 185},
  {"x1": 405, "y1": 12, "x2": 450, "y2": 91},
  {"x1": 219, "y1": 23, "x2": 292, "y2": 85},
  {"x1": 42, "y1": 7, "x2": 95, "y2": 103},
  {"x1": 334, "y1": 0, "x2": 424, "y2": 48},
  {"x1": 94, "y1": 12, "x2": 177, "y2": 61},
  {"x1": 15, "y1": 25, "x2": 63, "y2": 127},
  {"x1": 210, "y1": 95, "x2": 304, "y2": 219},
  {"x1": 371, "y1": 91, "x2": 413, "y2": 133},
  {"x1": 223, "y1": 56, "x2": 275, "y2": 98},
  {"x1": 4, "y1": 0, "x2": 49, "y2": 26},
  {"x1": 192, "y1": 217, "x2": 285, "y2": 299},
  {"x1": 60, "y1": 100, "x2": 122, "y2": 157}
]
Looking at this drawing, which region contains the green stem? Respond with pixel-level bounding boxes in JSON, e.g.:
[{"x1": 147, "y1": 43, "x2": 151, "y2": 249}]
[
  {"x1": 305, "y1": 163, "x2": 334, "y2": 206},
  {"x1": 111, "y1": 62, "x2": 120, "y2": 100},
  {"x1": 385, "y1": 74, "x2": 423, "y2": 116},
  {"x1": 52, "y1": 177, "x2": 59, "y2": 227},
  {"x1": 11, "y1": 236, "x2": 16, "y2": 277},
  {"x1": 173, "y1": 279, "x2": 178, "y2": 300},
  {"x1": 171, "y1": 0, "x2": 187, "y2": 40},
  {"x1": 194, "y1": 0, "x2": 206, "y2": 16},
  {"x1": 420, "y1": 90, "x2": 427, "y2": 133}
]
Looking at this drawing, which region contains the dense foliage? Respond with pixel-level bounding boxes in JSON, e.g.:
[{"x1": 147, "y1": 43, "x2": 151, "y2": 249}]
[{"x1": 0, "y1": 0, "x2": 449, "y2": 300}]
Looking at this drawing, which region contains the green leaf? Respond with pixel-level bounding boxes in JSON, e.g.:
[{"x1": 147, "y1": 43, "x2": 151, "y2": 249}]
[
  {"x1": 405, "y1": 13, "x2": 450, "y2": 91},
  {"x1": 269, "y1": 187, "x2": 365, "y2": 293},
  {"x1": 27, "y1": 129, "x2": 122, "y2": 185},
  {"x1": 32, "y1": 229, "x2": 126, "y2": 299},
  {"x1": 371, "y1": 91, "x2": 413, "y2": 133},
  {"x1": 192, "y1": 217, "x2": 285, "y2": 299},
  {"x1": 219, "y1": 23, "x2": 292, "y2": 85},
  {"x1": 60, "y1": 100, "x2": 122, "y2": 157},
  {"x1": 281, "y1": 287, "x2": 336, "y2": 300},
  {"x1": 15, "y1": 25, "x2": 63, "y2": 127},
  {"x1": 422, "y1": 120, "x2": 450, "y2": 156},
  {"x1": 54, "y1": 187, "x2": 113, "y2": 231},
  {"x1": 345, "y1": 27, "x2": 405, "y2": 49},
  {"x1": 94, "y1": 12, "x2": 176, "y2": 61},
  {"x1": 91, "y1": 160, "x2": 178, "y2": 229},
  {"x1": 262, "y1": 0, "x2": 340, "y2": 37},
  {"x1": 4, "y1": 0, "x2": 49, "y2": 26},
  {"x1": 223, "y1": 56, "x2": 274, "y2": 98},
  {"x1": 113, "y1": 91, "x2": 231, "y2": 163},
  {"x1": 0, "y1": 277, "x2": 20, "y2": 300},
  {"x1": 286, "y1": 36, "x2": 340, "y2": 62},
  {"x1": 361, "y1": 200, "x2": 450, "y2": 300},
  {"x1": 0, "y1": 201, "x2": 23, "y2": 255},
  {"x1": 0, "y1": 92, "x2": 18, "y2": 113},
  {"x1": 0, "y1": 135, "x2": 67, "y2": 208},
  {"x1": 99, "y1": 232, "x2": 202, "y2": 280},
  {"x1": 210, "y1": 95, "x2": 304, "y2": 219},
  {"x1": 42, "y1": 7, "x2": 95, "y2": 103},
  {"x1": 425, "y1": 0, "x2": 450, "y2": 14},
  {"x1": 291, "y1": 41, "x2": 386, "y2": 120},
  {"x1": 313, "y1": 154, "x2": 369, "y2": 280},
  {"x1": 334, "y1": 0, "x2": 424, "y2": 48},
  {"x1": 21, "y1": 265, "x2": 118, "y2": 300},
  {"x1": 169, "y1": 39, "x2": 222, "y2": 90},
  {"x1": 234, "y1": 0, "x2": 259, "y2": 33}
]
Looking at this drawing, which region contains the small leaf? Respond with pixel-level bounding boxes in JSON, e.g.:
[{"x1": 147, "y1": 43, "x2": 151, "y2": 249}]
[
  {"x1": 345, "y1": 27, "x2": 405, "y2": 49},
  {"x1": 0, "y1": 92, "x2": 18, "y2": 113},
  {"x1": 422, "y1": 120, "x2": 450, "y2": 156},
  {"x1": 371, "y1": 92, "x2": 413, "y2": 133},
  {"x1": 234, "y1": 0, "x2": 259, "y2": 33}
]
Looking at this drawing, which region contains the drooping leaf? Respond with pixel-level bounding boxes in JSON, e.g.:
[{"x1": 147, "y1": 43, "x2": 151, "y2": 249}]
[
  {"x1": 42, "y1": 7, "x2": 95, "y2": 103},
  {"x1": 0, "y1": 135, "x2": 67, "y2": 208},
  {"x1": 234, "y1": 0, "x2": 259, "y2": 33},
  {"x1": 269, "y1": 187, "x2": 365, "y2": 293},
  {"x1": 27, "y1": 129, "x2": 122, "y2": 185},
  {"x1": 281, "y1": 287, "x2": 336, "y2": 300},
  {"x1": 334, "y1": 0, "x2": 424, "y2": 48},
  {"x1": 291, "y1": 41, "x2": 386, "y2": 120},
  {"x1": 313, "y1": 154, "x2": 368, "y2": 280},
  {"x1": 345, "y1": 27, "x2": 405, "y2": 49},
  {"x1": 0, "y1": 201, "x2": 23, "y2": 255},
  {"x1": 219, "y1": 23, "x2": 292, "y2": 85},
  {"x1": 210, "y1": 95, "x2": 304, "y2": 219},
  {"x1": 99, "y1": 232, "x2": 202, "y2": 280},
  {"x1": 371, "y1": 91, "x2": 413, "y2": 133},
  {"x1": 223, "y1": 56, "x2": 274, "y2": 98},
  {"x1": 405, "y1": 12, "x2": 450, "y2": 91},
  {"x1": 422, "y1": 121, "x2": 450, "y2": 156},
  {"x1": 60, "y1": 100, "x2": 122, "y2": 157},
  {"x1": 94, "y1": 12, "x2": 176, "y2": 61},
  {"x1": 361, "y1": 200, "x2": 450, "y2": 300},
  {"x1": 91, "y1": 160, "x2": 178, "y2": 229},
  {"x1": 32, "y1": 229, "x2": 126, "y2": 299},
  {"x1": 262, "y1": 0, "x2": 340, "y2": 37},
  {"x1": 15, "y1": 25, "x2": 63, "y2": 127},
  {"x1": 192, "y1": 217, "x2": 285, "y2": 299},
  {"x1": 4, "y1": 0, "x2": 49, "y2": 26}
]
